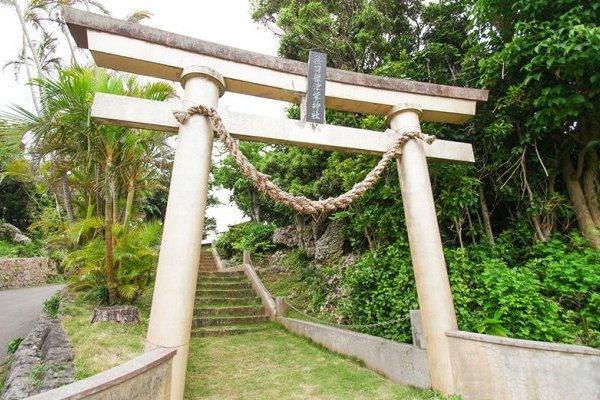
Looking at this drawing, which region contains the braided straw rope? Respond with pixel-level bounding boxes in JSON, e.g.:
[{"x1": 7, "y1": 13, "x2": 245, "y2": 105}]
[{"x1": 174, "y1": 105, "x2": 435, "y2": 216}]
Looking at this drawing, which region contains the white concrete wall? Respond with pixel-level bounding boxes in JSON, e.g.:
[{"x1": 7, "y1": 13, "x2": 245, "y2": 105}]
[
  {"x1": 28, "y1": 348, "x2": 175, "y2": 400},
  {"x1": 447, "y1": 330, "x2": 600, "y2": 400},
  {"x1": 279, "y1": 317, "x2": 431, "y2": 389}
]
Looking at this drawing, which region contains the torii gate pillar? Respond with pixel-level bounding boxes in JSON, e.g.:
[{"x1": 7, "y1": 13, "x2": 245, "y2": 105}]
[
  {"x1": 387, "y1": 104, "x2": 458, "y2": 394},
  {"x1": 145, "y1": 66, "x2": 225, "y2": 400}
]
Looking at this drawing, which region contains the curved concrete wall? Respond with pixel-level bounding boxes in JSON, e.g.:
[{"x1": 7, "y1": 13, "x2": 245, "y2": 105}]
[
  {"x1": 27, "y1": 348, "x2": 176, "y2": 400},
  {"x1": 447, "y1": 331, "x2": 600, "y2": 400}
]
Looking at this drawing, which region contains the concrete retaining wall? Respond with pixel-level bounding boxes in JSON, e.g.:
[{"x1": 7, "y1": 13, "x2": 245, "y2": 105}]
[
  {"x1": 447, "y1": 330, "x2": 600, "y2": 400},
  {"x1": 243, "y1": 250, "x2": 276, "y2": 317},
  {"x1": 27, "y1": 348, "x2": 176, "y2": 400},
  {"x1": 0, "y1": 258, "x2": 57, "y2": 290},
  {"x1": 279, "y1": 317, "x2": 431, "y2": 389}
]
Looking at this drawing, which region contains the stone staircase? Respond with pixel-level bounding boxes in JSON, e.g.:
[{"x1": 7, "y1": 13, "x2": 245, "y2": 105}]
[{"x1": 192, "y1": 250, "x2": 270, "y2": 336}]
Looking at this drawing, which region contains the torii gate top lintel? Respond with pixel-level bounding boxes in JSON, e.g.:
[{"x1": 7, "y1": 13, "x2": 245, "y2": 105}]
[{"x1": 61, "y1": 6, "x2": 488, "y2": 124}]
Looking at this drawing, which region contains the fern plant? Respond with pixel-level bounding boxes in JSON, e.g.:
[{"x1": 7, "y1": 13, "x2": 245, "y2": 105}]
[{"x1": 64, "y1": 218, "x2": 161, "y2": 304}]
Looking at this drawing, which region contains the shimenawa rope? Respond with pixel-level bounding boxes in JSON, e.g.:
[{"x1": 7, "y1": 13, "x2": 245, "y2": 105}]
[{"x1": 174, "y1": 105, "x2": 435, "y2": 216}]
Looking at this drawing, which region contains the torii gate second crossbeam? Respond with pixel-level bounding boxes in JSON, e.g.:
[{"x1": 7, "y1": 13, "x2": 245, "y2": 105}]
[{"x1": 62, "y1": 7, "x2": 488, "y2": 400}]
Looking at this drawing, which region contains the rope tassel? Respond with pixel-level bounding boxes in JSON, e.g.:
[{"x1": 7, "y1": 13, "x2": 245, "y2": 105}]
[{"x1": 174, "y1": 106, "x2": 435, "y2": 216}]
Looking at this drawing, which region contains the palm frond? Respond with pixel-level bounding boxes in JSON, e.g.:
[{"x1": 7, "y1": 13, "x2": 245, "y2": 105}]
[{"x1": 125, "y1": 10, "x2": 152, "y2": 24}]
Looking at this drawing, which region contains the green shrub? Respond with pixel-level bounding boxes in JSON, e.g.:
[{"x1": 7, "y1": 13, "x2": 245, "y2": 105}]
[
  {"x1": 341, "y1": 241, "x2": 417, "y2": 342},
  {"x1": 64, "y1": 220, "x2": 162, "y2": 304},
  {"x1": 525, "y1": 234, "x2": 600, "y2": 347},
  {"x1": 215, "y1": 221, "x2": 275, "y2": 259},
  {"x1": 6, "y1": 337, "x2": 22, "y2": 355},
  {"x1": 43, "y1": 293, "x2": 61, "y2": 317},
  {"x1": 0, "y1": 239, "x2": 45, "y2": 258},
  {"x1": 338, "y1": 232, "x2": 597, "y2": 347}
]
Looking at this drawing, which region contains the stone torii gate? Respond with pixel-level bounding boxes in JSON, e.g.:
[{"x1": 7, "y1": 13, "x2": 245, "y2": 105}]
[{"x1": 62, "y1": 7, "x2": 488, "y2": 399}]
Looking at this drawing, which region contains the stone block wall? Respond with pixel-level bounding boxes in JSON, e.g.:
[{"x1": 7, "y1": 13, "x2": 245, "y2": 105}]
[
  {"x1": 1, "y1": 313, "x2": 74, "y2": 400},
  {"x1": 0, "y1": 258, "x2": 57, "y2": 290}
]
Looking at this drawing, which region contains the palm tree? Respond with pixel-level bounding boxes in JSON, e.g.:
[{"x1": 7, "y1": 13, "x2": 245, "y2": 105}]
[
  {"x1": 2, "y1": 67, "x2": 175, "y2": 304},
  {"x1": 1, "y1": 0, "x2": 45, "y2": 77}
]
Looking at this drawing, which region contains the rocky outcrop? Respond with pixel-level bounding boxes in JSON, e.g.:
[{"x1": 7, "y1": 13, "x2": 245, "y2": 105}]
[
  {"x1": 1, "y1": 313, "x2": 74, "y2": 400},
  {"x1": 0, "y1": 223, "x2": 31, "y2": 245},
  {"x1": 0, "y1": 258, "x2": 57, "y2": 290},
  {"x1": 272, "y1": 225, "x2": 300, "y2": 248},
  {"x1": 314, "y1": 220, "x2": 345, "y2": 263},
  {"x1": 273, "y1": 219, "x2": 346, "y2": 262},
  {"x1": 272, "y1": 223, "x2": 316, "y2": 257}
]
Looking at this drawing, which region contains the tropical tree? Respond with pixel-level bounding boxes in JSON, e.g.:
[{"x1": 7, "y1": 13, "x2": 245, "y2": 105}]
[{"x1": 2, "y1": 67, "x2": 175, "y2": 303}]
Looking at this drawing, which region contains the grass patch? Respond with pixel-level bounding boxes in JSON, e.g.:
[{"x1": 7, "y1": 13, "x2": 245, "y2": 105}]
[
  {"x1": 0, "y1": 357, "x2": 12, "y2": 393},
  {"x1": 61, "y1": 296, "x2": 148, "y2": 380},
  {"x1": 62, "y1": 294, "x2": 451, "y2": 399},
  {"x1": 185, "y1": 324, "x2": 448, "y2": 400}
]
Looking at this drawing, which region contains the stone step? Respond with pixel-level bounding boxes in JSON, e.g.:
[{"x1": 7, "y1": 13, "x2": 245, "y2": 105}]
[
  {"x1": 198, "y1": 271, "x2": 245, "y2": 279},
  {"x1": 194, "y1": 305, "x2": 265, "y2": 317},
  {"x1": 193, "y1": 315, "x2": 269, "y2": 327},
  {"x1": 191, "y1": 323, "x2": 271, "y2": 337},
  {"x1": 196, "y1": 288, "x2": 255, "y2": 297},
  {"x1": 197, "y1": 282, "x2": 251, "y2": 290},
  {"x1": 196, "y1": 297, "x2": 260, "y2": 306},
  {"x1": 199, "y1": 279, "x2": 248, "y2": 286}
]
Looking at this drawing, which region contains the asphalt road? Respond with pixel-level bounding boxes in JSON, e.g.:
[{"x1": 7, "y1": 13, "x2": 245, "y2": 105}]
[{"x1": 0, "y1": 284, "x2": 64, "y2": 358}]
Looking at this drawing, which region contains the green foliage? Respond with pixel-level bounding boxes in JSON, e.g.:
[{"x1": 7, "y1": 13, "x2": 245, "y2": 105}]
[
  {"x1": 341, "y1": 242, "x2": 418, "y2": 342},
  {"x1": 214, "y1": 221, "x2": 275, "y2": 259},
  {"x1": 0, "y1": 239, "x2": 45, "y2": 258},
  {"x1": 336, "y1": 233, "x2": 598, "y2": 346},
  {"x1": 64, "y1": 220, "x2": 162, "y2": 304},
  {"x1": 6, "y1": 337, "x2": 23, "y2": 356},
  {"x1": 43, "y1": 292, "x2": 61, "y2": 318},
  {"x1": 525, "y1": 234, "x2": 600, "y2": 346}
]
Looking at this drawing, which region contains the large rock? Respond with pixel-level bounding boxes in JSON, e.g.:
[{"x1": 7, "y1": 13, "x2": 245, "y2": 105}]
[
  {"x1": 314, "y1": 220, "x2": 345, "y2": 263},
  {"x1": 272, "y1": 225, "x2": 299, "y2": 248},
  {"x1": 0, "y1": 223, "x2": 31, "y2": 245},
  {"x1": 272, "y1": 223, "x2": 316, "y2": 256},
  {"x1": 1, "y1": 313, "x2": 74, "y2": 399}
]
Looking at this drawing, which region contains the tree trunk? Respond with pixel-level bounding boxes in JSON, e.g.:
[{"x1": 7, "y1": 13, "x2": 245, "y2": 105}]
[
  {"x1": 521, "y1": 149, "x2": 547, "y2": 242},
  {"x1": 104, "y1": 162, "x2": 117, "y2": 304},
  {"x1": 542, "y1": 175, "x2": 557, "y2": 238},
  {"x1": 95, "y1": 166, "x2": 104, "y2": 217},
  {"x1": 21, "y1": 36, "x2": 42, "y2": 115},
  {"x1": 92, "y1": 306, "x2": 140, "y2": 324},
  {"x1": 582, "y1": 151, "x2": 600, "y2": 227},
  {"x1": 466, "y1": 210, "x2": 476, "y2": 245},
  {"x1": 561, "y1": 154, "x2": 600, "y2": 249},
  {"x1": 12, "y1": 0, "x2": 44, "y2": 77},
  {"x1": 364, "y1": 228, "x2": 375, "y2": 250},
  {"x1": 454, "y1": 218, "x2": 464, "y2": 249},
  {"x1": 478, "y1": 185, "x2": 494, "y2": 245},
  {"x1": 249, "y1": 190, "x2": 261, "y2": 222},
  {"x1": 123, "y1": 181, "x2": 135, "y2": 226},
  {"x1": 61, "y1": 174, "x2": 75, "y2": 224},
  {"x1": 60, "y1": 22, "x2": 80, "y2": 67}
]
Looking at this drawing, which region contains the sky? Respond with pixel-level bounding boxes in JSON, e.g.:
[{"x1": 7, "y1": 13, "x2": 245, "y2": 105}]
[{"x1": 0, "y1": 0, "x2": 287, "y2": 236}]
